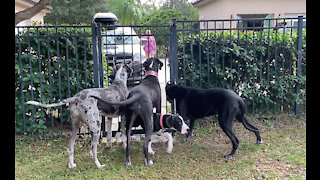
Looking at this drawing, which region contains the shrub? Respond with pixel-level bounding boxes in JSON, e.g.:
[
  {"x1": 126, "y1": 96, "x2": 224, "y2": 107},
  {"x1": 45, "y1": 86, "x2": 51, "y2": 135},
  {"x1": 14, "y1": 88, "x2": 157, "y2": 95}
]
[
  {"x1": 177, "y1": 29, "x2": 306, "y2": 114},
  {"x1": 15, "y1": 25, "x2": 94, "y2": 134}
]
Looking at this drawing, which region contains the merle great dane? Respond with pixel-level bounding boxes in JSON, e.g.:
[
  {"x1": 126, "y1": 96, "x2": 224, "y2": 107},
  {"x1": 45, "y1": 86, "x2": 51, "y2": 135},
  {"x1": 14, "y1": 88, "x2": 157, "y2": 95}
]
[
  {"x1": 91, "y1": 57, "x2": 163, "y2": 166},
  {"x1": 165, "y1": 82, "x2": 263, "y2": 159},
  {"x1": 26, "y1": 63, "x2": 132, "y2": 169}
]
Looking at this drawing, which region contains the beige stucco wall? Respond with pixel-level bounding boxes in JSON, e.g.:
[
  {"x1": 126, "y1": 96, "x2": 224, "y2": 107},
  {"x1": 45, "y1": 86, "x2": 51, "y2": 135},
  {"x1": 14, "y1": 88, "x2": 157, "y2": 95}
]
[{"x1": 196, "y1": 0, "x2": 306, "y2": 28}]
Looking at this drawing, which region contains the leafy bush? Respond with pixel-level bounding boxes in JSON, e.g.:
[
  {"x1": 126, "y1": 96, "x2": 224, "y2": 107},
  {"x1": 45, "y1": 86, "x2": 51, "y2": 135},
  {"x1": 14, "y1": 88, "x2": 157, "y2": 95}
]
[
  {"x1": 15, "y1": 25, "x2": 94, "y2": 134},
  {"x1": 140, "y1": 9, "x2": 187, "y2": 58},
  {"x1": 177, "y1": 29, "x2": 306, "y2": 114}
]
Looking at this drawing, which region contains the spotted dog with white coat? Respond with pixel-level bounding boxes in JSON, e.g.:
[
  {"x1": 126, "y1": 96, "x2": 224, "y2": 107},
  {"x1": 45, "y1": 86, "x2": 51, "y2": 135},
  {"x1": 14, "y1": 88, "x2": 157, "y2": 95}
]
[
  {"x1": 25, "y1": 63, "x2": 132, "y2": 169},
  {"x1": 102, "y1": 112, "x2": 189, "y2": 154},
  {"x1": 143, "y1": 113, "x2": 189, "y2": 154}
]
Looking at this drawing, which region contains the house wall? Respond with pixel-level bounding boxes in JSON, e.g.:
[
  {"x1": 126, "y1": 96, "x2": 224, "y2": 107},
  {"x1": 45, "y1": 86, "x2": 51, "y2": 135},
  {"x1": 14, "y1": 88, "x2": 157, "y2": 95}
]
[
  {"x1": 15, "y1": 0, "x2": 51, "y2": 26},
  {"x1": 196, "y1": 0, "x2": 306, "y2": 28}
]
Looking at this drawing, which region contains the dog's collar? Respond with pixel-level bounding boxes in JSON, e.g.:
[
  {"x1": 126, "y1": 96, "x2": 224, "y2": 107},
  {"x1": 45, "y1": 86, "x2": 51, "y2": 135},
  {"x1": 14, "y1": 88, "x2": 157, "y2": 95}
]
[
  {"x1": 145, "y1": 70, "x2": 158, "y2": 78},
  {"x1": 160, "y1": 114, "x2": 165, "y2": 130}
]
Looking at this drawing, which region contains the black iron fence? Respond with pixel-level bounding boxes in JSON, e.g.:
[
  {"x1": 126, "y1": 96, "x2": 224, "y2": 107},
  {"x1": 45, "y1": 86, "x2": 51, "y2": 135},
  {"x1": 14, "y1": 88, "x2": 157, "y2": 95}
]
[
  {"x1": 15, "y1": 16, "x2": 306, "y2": 136},
  {"x1": 90, "y1": 23, "x2": 172, "y2": 136},
  {"x1": 172, "y1": 16, "x2": 306, "y2": 116},
  {"x1": 15, "y1": 25, "x2": 94, "y2": 135}
]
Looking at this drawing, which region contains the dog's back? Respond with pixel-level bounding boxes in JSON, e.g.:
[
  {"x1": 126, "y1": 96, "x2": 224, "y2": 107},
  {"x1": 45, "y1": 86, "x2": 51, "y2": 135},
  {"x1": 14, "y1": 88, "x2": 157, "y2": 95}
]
[{"x1": 166, "y1": 84, "x2": 245, "y2": 119}]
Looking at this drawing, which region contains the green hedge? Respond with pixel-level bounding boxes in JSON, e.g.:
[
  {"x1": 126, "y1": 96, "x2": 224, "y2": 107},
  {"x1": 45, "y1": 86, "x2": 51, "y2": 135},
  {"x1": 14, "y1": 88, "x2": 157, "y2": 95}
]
[
  {"x1": 177, "y1": 29, "x2": 306, "y2": 114},
  {"x1": 15, "y1": 26, "x2": 94, "y2": 134}
]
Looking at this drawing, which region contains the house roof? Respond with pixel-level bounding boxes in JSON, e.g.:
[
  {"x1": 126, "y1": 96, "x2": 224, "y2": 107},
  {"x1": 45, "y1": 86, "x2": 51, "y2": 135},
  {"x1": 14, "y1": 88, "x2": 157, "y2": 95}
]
[{"x1": 192, "y1": 0, "x2": 213, "y2": 7}]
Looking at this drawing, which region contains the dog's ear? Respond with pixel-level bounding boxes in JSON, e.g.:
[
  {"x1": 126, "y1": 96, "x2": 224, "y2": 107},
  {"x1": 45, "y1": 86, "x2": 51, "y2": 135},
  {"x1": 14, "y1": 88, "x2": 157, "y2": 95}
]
[
  {"x1": 165, "y1": 81, "x2": 176, "y2": 93},
  {"x1": 124, "y1": 63, "x2": 133, "y2": 77},
  {"x1": 165, "y1": 83, "x2": 171, "y2": 90},
  {"x1": 110, "y1": 64, "x2": 119, "y2": 77},
  {"x1": 156, "y1": 58, "x2": 163, "y2": 70},
  {"x1": 165, "y1": 82, "x2": 170, "y2": 89},
  {"x1": 143, "y1": 58, "x2": 151, "y2": 69},
  {"x1": 115, "y1": 63, "x2": 122, "y2": 70},
  {"x1": 166, "y1": 81, "x2": 174, "y2": 86}
]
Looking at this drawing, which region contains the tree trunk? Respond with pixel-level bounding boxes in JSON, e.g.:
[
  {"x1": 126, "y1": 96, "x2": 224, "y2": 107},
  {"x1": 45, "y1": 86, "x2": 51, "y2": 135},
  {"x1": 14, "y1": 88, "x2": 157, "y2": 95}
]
[{"x1": 15, "y1": 0, "x2": 51, "y2": 25}]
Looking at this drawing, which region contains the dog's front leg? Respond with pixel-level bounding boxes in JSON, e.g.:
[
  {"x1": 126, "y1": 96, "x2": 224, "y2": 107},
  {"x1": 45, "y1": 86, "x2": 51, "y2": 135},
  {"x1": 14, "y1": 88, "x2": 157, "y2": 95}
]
[
  {"x1": 148, "y1": 141, "x2": 155, "y2": 155},
  {"x1": 162, "y1": 132, "x2": 173, "y2": 153},
  {"x1": 144, "y1": 132, "x2": 153, "y2": 166},
  {"x1": 120, "y1": 116, "x2": 127, "y2": 149},
  {"x1": 124, "y1": 126, "x2": 132, "y2": 166},
  {"x1": 124, "y1": 112, "x2": 136, "y2": 166},
  {"x1": 68, "y1": 114, "x2": 80, "y2": 169},
  {"x1": 105, "y1": 117, "x2": 113, "y2": 148},
  {"x1": 143, "y1": 115, "x2": 154, "y2": 166},
  {"x1": 184, "y1": 119, "x2": 196, "y2": 141},
  {"x1": 156, "y1": 99, "x2": 161, "y2": 114}
]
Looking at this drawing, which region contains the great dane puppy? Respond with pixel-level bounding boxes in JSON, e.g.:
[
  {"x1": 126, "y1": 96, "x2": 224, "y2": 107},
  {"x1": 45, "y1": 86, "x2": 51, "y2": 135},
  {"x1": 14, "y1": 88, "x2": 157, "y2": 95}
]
[
  {"x1": 134, "y1": 113, "x2": 189, "y2": 155},
  {"x1": 26, "y1": 63, "x2": 132, "y2": 169},
  {"x1": 165, "y1": 82, "x2": 263, "y2": 159},
  {"x1": 91, "y1": 57, "x2": 163, "y2": 166}
]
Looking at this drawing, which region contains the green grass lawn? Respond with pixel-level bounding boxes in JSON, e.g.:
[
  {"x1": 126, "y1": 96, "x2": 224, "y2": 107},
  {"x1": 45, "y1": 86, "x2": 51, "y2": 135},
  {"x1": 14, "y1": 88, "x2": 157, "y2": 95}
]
[{"x1": 15, "y1": 114, "x2": 306, "y2": 179}]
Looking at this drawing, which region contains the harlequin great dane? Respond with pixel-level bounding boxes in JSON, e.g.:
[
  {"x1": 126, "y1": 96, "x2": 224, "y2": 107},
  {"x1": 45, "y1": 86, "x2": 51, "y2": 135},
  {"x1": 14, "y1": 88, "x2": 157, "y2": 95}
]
[
  {"x1": 91, "y1": 57, "x2": 163, "y2": 166},
  {"x1": 165, "y1": 82, "x2": 263, "y2": 159},
  {"x1": 26, "y1": 63, "x2": 132, "y2": 169}
]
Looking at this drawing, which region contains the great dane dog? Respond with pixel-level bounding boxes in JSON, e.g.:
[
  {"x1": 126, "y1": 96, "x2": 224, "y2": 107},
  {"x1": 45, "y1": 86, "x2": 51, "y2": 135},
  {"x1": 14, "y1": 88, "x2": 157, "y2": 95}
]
[
  {"x1": 134, "y1": 113, "x2": 189, "y2": 155},
  {"x1": 91, "y1": 57, "x2": 163, "y2": 166},
  {"x1": 26, "y1": 63, "x2": 132, "y2": 169},
  {"x1": 165, "y1": 82, "x2": 263, "y2": 159}
]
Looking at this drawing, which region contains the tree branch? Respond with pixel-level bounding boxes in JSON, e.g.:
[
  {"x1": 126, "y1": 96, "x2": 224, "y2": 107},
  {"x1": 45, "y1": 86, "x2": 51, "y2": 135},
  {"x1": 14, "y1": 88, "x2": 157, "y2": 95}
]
[{"x1": 15, "y1": 0, "x2": 51, "y2": 25}]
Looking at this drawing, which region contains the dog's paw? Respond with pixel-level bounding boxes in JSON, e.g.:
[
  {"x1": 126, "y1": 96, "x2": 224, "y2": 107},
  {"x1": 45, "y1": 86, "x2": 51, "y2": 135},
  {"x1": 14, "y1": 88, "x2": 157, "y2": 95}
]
[
  {"x1": 122, "y1": 143, "x2": 127, "y2": 149},
  {"x1": 257, "y1": 139, "x2": 263, "y2": 144},
  {"x1": 68, "y1": 163, "x2": 77, "y2": 169},
  {"x1": 97, "y1": 164, "x2": 105, "y2": 169},
  {"x1": 145, "y1": 159, "x2": 153, "y2": 166},
  {"x1": 183, "y1": 137, "x2": 190, "y2": 142},
  {"x1": 148, "y1": 150, "x2": 155, "y2": 155},
  {"x1": 124, "y1": 160, "x2": 132, "y2": 167},
  {"x1": 130, "y1": 136, "x2": 138, "y2": 141},
  {"x1": 105, "y1": 143, "x2": 112, "y2": 149},
  {"x1": 224, "y1": 154, "x2": 235, "y2": 160}
]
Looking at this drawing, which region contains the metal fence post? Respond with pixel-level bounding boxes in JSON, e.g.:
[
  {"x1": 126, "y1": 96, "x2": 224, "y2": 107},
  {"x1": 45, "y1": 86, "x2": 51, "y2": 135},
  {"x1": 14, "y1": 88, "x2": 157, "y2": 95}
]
[
  {"x1": 169, "y1": 18, "x2": 178, "y2": 113},
  {"x1": 295, "y1": 15, "x2": 303, "y2": 117},
  {"x1": 169, "y1": 18, "x2": 178, "y2": 83},
  {"x1": 91, "y1": 22, "x2": 99, "y2": 88},
  {"x1": 91, "y1": 21, "x2": 106, "y2": 137}
]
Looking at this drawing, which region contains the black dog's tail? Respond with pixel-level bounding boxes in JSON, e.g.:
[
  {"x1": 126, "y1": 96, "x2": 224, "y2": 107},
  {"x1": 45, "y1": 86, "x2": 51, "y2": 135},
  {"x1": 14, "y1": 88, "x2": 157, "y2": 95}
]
[
  {"x1": 238, "y1": 98, "x2": 247, "y2": 117},
  {"x1": 237, "y1": 99, "x2": 256, "y2": 127},
  {"x1": 90, "y1": 94, "x2": 141, "y2": 106}
]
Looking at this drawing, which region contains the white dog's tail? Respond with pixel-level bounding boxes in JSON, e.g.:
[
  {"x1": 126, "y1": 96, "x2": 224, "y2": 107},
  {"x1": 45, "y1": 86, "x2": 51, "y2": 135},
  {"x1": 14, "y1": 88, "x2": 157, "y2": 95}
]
[{"x1": 25, "y1": 97, "x2": 77, "y2": 108}]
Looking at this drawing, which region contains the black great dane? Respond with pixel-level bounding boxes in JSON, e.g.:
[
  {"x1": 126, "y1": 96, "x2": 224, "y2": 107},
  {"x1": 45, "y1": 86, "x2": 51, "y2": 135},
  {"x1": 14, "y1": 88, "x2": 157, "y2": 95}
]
[
  {"x1": 92, "y1": 58, "x2": 163, "y2": 166},
  {"x1": 165, "y1": 82, "x2": 262, "y2": 159}
]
